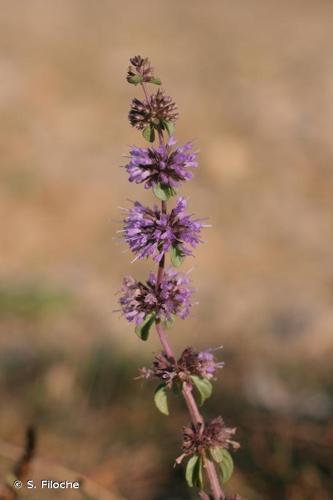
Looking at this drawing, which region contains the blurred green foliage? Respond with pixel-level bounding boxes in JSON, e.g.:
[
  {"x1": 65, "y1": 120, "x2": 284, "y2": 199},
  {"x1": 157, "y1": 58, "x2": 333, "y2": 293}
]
[{"x1": 0, "y1": 285, "x2": 72, "y2": 319}]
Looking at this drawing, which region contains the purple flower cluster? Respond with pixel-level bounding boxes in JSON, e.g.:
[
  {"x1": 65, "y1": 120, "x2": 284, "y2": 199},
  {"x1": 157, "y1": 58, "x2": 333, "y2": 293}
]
[
  {"x1": 179, "y1": 347, "x2": 224, "y2": 380},
  {"x1": 181, "y1": 416, "x2": 240, "y2": 458},
  {"x1": 123, "y1": 197, "x2": 203, "y2": 262},
  {"x1": 119, "y1": 269, "x2": 193, "y2": 326},
  {"x1": 138, "y1": 346, "x2": 224, "y2": 386},
  {"x1": 125, "y1": 136, "x2": 198, "y2": 190},
  {"x1": 129, "y1": 89, "x2": 178, "y2": 131}
]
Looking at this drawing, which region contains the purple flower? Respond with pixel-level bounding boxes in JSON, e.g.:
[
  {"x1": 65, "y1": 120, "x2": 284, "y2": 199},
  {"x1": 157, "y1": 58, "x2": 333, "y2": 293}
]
[
  {"x1": 197, "y1": 348, "x2": 224, "y2": 379},
  {"x1": 122, "y1": 197, "x2": 203, "y2": 262},
  {"x1": 119, "y1": 269, "x2": 193, "y2": 325},
  {"x1": 124, "y1": 137, "x2": 198, "y2": 190},
  {"x1": 178, "y1": 347, "x2": 224, "y2": 380}
]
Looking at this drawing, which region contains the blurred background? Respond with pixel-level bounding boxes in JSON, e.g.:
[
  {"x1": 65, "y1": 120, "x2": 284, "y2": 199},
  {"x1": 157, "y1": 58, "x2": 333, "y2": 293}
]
[{"x1": 0, "y1": 1, "x2": 332, "y2": 498}]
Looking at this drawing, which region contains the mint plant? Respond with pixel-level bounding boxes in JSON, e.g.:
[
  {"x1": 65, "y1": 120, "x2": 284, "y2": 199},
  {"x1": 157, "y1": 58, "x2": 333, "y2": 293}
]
[{"x1": 118, "y1": 56, "x2": 240, "y2": 499}]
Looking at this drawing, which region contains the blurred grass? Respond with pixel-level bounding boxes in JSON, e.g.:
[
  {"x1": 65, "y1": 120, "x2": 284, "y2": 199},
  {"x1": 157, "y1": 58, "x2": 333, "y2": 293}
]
[
  {"x1": 0, "y1": 285, "x2": 71, "y2": 319},
  {"x1": 0, "y1": 327, "x2": 332, "y2": 498}
]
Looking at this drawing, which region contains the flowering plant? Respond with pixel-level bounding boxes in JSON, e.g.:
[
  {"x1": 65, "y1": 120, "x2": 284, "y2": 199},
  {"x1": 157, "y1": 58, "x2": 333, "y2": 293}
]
[{"x1": 118, "y1": 55, "x2": 240, "y2": 499}]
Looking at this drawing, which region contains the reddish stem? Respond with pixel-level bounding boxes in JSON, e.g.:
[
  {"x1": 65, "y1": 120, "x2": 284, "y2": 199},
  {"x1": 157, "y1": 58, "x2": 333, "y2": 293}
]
[
  {"x1": 199, "y1": 492, "x2": 210, "y2": 500},
  {"x1": 140, "y1": 82, "x2": 150, "y2": 104},
  {"x1": 155, "y1": 321, "x2": 174, "y2": 360},
  {"x1": 142, "y1": 81, "x2": 224, "y2": 500},
  {"x1": 204, "y1": 455, "x2": 225, "y2": 500},
  {"x1": 182, "y1": 381, "x2": 204, "y2": 426},
  {"x1": 156, "y1": 254, "x2": 165, "y2": 289},
  {"x1": 155, "y1": 323, "x2": 225, "y2": 499}
]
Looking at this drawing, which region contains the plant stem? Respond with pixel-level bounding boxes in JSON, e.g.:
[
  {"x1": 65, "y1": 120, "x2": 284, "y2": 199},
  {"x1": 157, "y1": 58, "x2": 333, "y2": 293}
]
[
  {"x1": 156, "y1": 253, "x2": 165, "y2": 287},
  {"x1": 182, "y1": 381, "x2": 204, "y2": 426},
  {"x1": 141, "y1": 80, "x2": 225, "y2": 500},
  {"x1": 155, "y1": 321, "x2": 174, "y2": 360},
  {"x1": 154, "y1": 201, "x2": 224, "y2": 499},
  {"x1": 199, "y1": 492, "x2": 210, "y2": 500},
  {"x1": 204, "y1": 454, "x2": 226, "y2": 500},
  {"x1": 140, "y1": 82, "x2": 150, "y2": 104},
  {"x1": 155, "y1": 321, "x2": 225, "y2": 499}
]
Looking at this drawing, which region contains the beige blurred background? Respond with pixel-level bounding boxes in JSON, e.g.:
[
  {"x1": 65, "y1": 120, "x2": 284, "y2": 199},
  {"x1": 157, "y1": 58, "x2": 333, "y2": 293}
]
[{"x1": 0, "y1": 1, "x2": 332, "y2": 499}]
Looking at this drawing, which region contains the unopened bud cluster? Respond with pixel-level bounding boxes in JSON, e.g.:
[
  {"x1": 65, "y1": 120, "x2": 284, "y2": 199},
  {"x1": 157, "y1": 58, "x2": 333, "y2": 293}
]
[{"x1": 181, "y1": 417, "x2": 240, "y2": 459}]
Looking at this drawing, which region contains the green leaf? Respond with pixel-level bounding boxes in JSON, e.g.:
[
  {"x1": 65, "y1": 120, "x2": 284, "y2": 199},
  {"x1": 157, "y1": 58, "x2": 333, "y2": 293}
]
[
  {"x1": 209, "y1": 446, "x2": 225, "y2": 463},
  {"x1": 163, "y1": 313, "x2": 176, "y2": 330},
  {"x1": 190, "y1": 375, "x2": 213, "y2": 406},
  {"x1": 193, "y1": 456, "x2": 203, "y2": 489},
  {"x1": 170, "y1": 245, "x2": 184, "y2": 267},
  {"x1": 185, "y1": 455, "x2": 199, "y2": 487},
  {"x1": 135, "y1": 312, "x2": 156, "y2": 341},
  {"x1": 185, "y1": 455, "x2": 203, "y2": 489},
  {"x1": 128, "y1": 74, "x2": 143, "y2": 85},
  {"x1": 163, "y1": 120, "x2": 175, "y2": 136},
  {"x1": 153, "y1": 183, "x2": 177, "y2": 201},
  {"x1": 149, "y1": 76, "x2": 162, "y2": 85},
  {"x1": 143, "y1": 125, "x2": 155, "y2": 142},
  {"x1": 216, "y1": 449, "x2": 234, "y2": 484},
  {"x1": 154, "y1": 383, "x2": 169, "y2": 415}
]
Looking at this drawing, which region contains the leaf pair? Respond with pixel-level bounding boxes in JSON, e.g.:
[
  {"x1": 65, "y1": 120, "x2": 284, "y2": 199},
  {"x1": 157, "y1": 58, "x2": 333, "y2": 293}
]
[
  {"x1": 128, "y1": 75, "x2": 161, "y2": 86},
  {"x1": 142, "y1": 120, "x2": 175, "y2": 143},
  {"x1": 185, "y1": 448, "x2": 233, "y2": 490},
  {"x1": 154, "y1": 376, "x2": 213, "y2": 417}
]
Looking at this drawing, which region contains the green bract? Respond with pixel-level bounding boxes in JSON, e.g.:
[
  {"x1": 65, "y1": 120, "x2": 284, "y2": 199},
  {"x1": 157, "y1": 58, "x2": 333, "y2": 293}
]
[
  {"x1": 153, "y1": 182, "x2": 177, "y2": 201},
  {"x1": 163, "y1": 313, "x2": 176, "y2": 330},
  {"x1": 209, "y1": 446, "x2": 225, "y2": 463},
  {"x1": 216, "y1": 448, "x2": 234, "y2": 484},
  {"x1": 128, "y1": 74, "x2": 144, "y2": 85},
  {"x1": 170, "y1": 244, "x2": 185, "y2": 267},
  {"x1": 185, "y1": 454, "x2": 203, "y2": 489},
  {"x1": 142, "y1": 124, "x2": 155, "y2": 142},
  {"x1": 154, "y1": 383, "x2": 169, "y2": 415},
  {"x1": 135, "y1": 312, "x2": 156, "y2": 341},
  {"x1": 150, "y1": 76, "x2": 162, "y2": 85},
  {"x1": 162, "y1": 120, "x2": 175, "y2": 136},
  {"x1": 190, "y1": 375, "x2": 213, "y2": 406}
]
